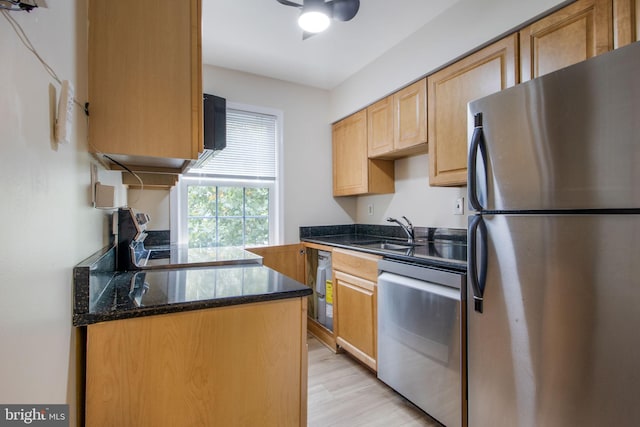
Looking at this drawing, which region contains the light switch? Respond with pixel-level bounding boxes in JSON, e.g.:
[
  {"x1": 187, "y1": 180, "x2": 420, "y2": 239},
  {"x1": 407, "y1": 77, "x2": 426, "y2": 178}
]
[{"x1": 454, "y1": 197, "x2": 464, "y2": 215}]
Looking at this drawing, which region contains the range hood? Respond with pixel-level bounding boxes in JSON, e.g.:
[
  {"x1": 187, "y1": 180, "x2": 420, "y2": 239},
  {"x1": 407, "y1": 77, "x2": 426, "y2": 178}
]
[{"x1": 193, "y1": 93, "x2": 226, "y2": 168}]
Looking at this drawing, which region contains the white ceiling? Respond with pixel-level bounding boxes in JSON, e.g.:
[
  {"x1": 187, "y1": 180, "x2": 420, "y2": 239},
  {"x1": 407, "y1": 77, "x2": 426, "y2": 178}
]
[{"x1": 201, "y1": 0, "x2": 462, "y2": 90}]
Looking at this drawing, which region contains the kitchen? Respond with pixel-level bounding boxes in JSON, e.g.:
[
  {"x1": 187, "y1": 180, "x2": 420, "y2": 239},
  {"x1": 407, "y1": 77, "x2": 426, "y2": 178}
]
[{"x1": 1, "y1": 0, "x2": 639, "y2": 426}]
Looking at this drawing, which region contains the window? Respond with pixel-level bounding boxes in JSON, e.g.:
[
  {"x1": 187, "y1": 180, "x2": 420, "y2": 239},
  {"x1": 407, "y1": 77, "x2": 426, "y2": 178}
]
[
  {"x1": 186, "y1": 183, "x2": 271, "y2": 247},
  {"x1": 174, "y1": 104, "x2": 281, "y2": 248}
]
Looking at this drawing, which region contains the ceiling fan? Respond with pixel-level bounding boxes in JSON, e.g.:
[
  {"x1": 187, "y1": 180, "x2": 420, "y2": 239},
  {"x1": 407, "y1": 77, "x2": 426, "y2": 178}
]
[{"x1": 276, "y1": 0, "x2": 360, "y2": 39}]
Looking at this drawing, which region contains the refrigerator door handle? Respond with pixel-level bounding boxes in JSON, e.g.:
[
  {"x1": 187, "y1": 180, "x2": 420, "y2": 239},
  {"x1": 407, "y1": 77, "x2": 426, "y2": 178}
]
[
  {"x1": 468, "y1": 215, "x2": 487, "y2": 313},
  {"x1": 468, "y1": 112, "x2": 486, "y2": 212}
]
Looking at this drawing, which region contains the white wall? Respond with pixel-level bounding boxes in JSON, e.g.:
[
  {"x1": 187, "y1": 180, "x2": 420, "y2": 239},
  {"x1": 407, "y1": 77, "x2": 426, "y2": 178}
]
[
  {"x1": 201, "y1": 65, "x2": 356, "y2": 243},
  {"x1": 128, "y1": 189, "x2": 171, "y2": 230},
  {"x1": 356, "y1": 155, "x2": 468, "y2": 228},
  {"x1": 0, "y1": 3, "x2": 108, "y2": 425}
]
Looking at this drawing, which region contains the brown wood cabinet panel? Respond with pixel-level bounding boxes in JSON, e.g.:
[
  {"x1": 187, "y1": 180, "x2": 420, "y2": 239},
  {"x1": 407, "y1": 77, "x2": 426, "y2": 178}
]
[
  {"x1": 333, "y1": 110, "x2": 368, "y2": 195},
  {"x1": 248, "y1": 243, "x2": 305, "y2": 283},
  {"x1": 367, "y1": 79, "x2": 428, "y2": 159},
  {"x1": 613, "y1": 0, "x2": 639, "y2": 46},
  {"x1": 520, "y1": 0, "x2": 613, "y2": 82},
  {"x1": 332, "y1": 248, "x2": 380, "y2": 282},
  {"x1": 332, "y1": 248, "x2": 379, "y2": 371},
  {"x1": 427, "y1": 34, "x2": 518, "y2": 186},
  {"x1": 333, "y1": 111, "x2": 394, "y2": 196},
  {"x1": 367, "y1": 97, "x2": 395, "y2": 157},
  {"x1": 334, "y1": 271, "x2": 377, "y2": 371},
  {"x1": 86, "y1": 299, "x2": 307, "y2": 427},
  {"x1": 121, "y1": 172, "x2": 179, "y2": 189},
  {"x1": 88, "y1": 0, "x2": 203, "y2": 169},
  {"x1": 394, "y1": 78, "x2": 428, "y2": 151}
]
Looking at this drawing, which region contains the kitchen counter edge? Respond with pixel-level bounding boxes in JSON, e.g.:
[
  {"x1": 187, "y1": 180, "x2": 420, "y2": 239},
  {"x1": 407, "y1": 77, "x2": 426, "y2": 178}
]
[
  {"x1": 300, "y1": 236, "x2": 467, "y2": 272},
  {"x1": 73, "y1": 245, "x2": 312, "y2": 327}
]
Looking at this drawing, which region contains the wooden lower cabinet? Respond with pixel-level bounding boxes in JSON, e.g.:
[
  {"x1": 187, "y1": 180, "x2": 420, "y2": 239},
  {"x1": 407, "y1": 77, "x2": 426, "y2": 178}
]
[
  {"x1": 248, "y1": 243, "x2": 305, "y2": 283},
  {"x1": 86, "y1": 298, "x2": 308, "y2": 427},
  {"x1": 334, "y1": 270, "x2": 377, "y2": 370},
  {"x1": 333, "y1": 248, "x2": 380, "y2": 371}
]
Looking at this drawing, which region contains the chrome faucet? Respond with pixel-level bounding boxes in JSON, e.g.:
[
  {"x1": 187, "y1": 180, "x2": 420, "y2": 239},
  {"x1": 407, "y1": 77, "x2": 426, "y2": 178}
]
[{"x1": 386, "y1": 216, "x2": 415, "y2": 244}]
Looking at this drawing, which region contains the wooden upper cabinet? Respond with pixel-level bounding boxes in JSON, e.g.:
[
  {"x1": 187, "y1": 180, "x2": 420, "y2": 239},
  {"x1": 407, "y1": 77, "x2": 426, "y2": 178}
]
[
  {"x1": 613, "y1": 0, "x2": 640, "y2": 47},
  {"x1": 394, "y1": 79, "x2": 427, "y2": 151},
  {"x1": 520, "y1": 0, "x2": 613, "y2": 82},
  {"x1": 367, "y1": 79, "x2": 427, "y2": 159},
  {"x1": 333, "y1": 110, "x2": 394, "y2": 196},
  {"x1": 88, "y1": 0, "x2": 203, "y2": 171},
  {"x1": 367, "y1": 97, "x2": 395, "y2": 156},
  {"x1": 427, "y1": 34, "x2": 518, "y2": 187}
]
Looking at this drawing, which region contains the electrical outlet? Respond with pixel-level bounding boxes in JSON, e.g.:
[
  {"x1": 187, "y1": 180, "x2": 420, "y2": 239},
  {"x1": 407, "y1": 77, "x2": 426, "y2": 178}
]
[
  {"x1": 367, "y1": 204, "x2": 374, "y2": 216},
  {"x1": 454, "y1": 197, "x2": 464, "y2": 215}
]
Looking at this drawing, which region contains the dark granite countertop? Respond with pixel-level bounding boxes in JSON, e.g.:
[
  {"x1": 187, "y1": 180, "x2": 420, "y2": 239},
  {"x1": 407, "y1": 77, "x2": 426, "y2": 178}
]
[
  {"x1": 300, "y1": 224, "x2": 467, "y2": 272},
  {"x1": 73, "y1": 246, "x2": 312, "y2": 326}
]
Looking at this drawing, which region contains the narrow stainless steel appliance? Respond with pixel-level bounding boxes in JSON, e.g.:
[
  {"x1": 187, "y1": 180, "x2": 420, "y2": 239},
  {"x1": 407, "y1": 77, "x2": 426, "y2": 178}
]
[
  {"x1": 467, "y1": 41, "x2": 640, "y2": 426},
  {"x1": 377, "y1": 259, "x2": 466, "y2": 427}
]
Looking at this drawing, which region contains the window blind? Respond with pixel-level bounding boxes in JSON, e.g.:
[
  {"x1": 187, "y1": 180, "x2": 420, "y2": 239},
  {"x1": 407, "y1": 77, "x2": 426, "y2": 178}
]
[{"x1": 188, "y1": 108, "x2": 277, "y2": 179}]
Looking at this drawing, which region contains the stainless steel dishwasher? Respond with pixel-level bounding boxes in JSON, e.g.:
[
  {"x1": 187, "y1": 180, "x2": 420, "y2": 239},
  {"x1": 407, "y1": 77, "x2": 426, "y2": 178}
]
[{"x1": 377, "y1": 259, "x2": 466, "y2": 427}]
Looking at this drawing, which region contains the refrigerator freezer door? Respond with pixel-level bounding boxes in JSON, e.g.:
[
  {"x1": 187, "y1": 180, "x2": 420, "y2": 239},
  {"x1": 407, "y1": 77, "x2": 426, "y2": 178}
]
[
  {"x1": 467, "y1": 214, "x2": 640, "y2": 427},
  {"x1": 468, "y1": 41, "x2": 640, "y2": 212}
]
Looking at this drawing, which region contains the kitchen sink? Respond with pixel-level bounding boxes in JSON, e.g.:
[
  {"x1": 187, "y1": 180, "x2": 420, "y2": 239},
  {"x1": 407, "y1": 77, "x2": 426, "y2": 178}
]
[{"x1": 360, "y1": 241, "x2": 423, "y2": 251}]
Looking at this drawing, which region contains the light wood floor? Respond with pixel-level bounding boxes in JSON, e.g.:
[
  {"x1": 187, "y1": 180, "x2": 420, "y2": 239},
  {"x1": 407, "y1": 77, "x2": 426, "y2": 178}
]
[{"x1": 307, "y1": 335, "x2": 442, "y2": 427}]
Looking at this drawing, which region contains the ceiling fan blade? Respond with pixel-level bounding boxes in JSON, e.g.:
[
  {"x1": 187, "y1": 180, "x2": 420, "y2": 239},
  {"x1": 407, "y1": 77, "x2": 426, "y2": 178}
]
[
  {"x1": 329, "y1": 0, "x2": 360, "y2": 21},
  {"x1": 302, "y1": 31, "x2": 317, "y2": 40},
  {"x1": 276, "y1": 0, "x2": 302, "y2": 8}
]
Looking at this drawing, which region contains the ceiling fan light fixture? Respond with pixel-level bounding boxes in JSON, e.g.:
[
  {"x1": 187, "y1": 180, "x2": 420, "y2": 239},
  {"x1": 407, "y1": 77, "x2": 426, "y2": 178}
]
[{"x1": 298, "y1": 10, "x2": 330, "y2": 33}]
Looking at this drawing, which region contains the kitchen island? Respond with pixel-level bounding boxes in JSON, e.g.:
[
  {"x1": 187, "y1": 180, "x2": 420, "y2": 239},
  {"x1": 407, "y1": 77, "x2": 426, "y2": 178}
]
[{"x1": 74, "y1": 246, "x2": 312, "y2": 427}]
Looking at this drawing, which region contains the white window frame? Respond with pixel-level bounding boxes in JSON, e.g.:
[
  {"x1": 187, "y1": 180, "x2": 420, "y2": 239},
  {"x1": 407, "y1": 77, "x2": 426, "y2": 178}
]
[{"x1": 171, "y1": 102, "x2": 284, "y2": 246}]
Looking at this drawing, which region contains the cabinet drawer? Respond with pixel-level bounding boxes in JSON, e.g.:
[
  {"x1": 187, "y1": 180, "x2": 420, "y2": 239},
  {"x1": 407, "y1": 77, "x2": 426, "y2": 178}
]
[{"x1": 332, "y1": 248, "x2": 380, "y2": 282}]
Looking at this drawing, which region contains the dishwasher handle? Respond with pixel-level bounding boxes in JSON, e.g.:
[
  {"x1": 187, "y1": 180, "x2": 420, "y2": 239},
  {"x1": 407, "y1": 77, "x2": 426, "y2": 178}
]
[{"x1": 378, "y1": 272, "x2": 460, "y2": 301}]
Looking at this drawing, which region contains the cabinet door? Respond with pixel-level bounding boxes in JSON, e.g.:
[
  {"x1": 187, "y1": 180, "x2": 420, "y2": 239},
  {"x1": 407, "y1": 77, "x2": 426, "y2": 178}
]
[
  {"x1": 333, "y1": 248, "x2": 379, "y2": 370},
  {"x1": 335, "y1": 270, "x2": 377, "y2": 371},
  {"x1": 332, "y1": 111, "x2": 394, "y2": 196},
  {"x1": 86, "y1": 298, "x2": 307, "y2": 426},
  {"x1": 367, "y1": 97, "x2": 394, "y2": 157},
  {"x1": 520, "y1": 0, "x2": 612, "y2": 82},
  {"x1": 248, "y1": 244, "x2": 305, "y2": 283},
  {"x1": 333, "y1": 111, "x2": 369, "y2": 196},
  {"x1": 88, "y1": 0, "x2": 203, "y2": 169},
  {"x1": 427, "y1": 34, "x2": 518, "y2": 186},
  {"x1": 394, "y1": 78, "x2": 427, "y2": 151},
  {"x1": 613, "y1": 0, "x2": 640, "y2": 47}
]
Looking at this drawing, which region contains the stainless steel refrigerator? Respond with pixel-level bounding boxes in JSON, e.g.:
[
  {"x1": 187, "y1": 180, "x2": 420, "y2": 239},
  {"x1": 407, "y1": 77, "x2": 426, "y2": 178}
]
[{"x1": 467, "y1": 41, "x2": 640, "y2": 427}]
